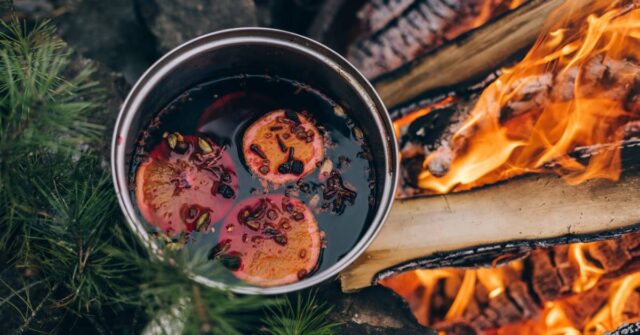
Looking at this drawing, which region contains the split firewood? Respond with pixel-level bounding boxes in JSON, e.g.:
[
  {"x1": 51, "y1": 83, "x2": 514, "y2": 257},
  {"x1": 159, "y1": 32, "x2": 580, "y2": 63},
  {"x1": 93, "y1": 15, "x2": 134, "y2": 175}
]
[
  {"x1": 347, "y1": 0, "x2": 522, "y2": 79},
  {"x1": 341, "y1": 173, "x2": 640, "y2": 292},
  {"x1": 373, "y1": 0, "x2": 615, "y2": 108}
]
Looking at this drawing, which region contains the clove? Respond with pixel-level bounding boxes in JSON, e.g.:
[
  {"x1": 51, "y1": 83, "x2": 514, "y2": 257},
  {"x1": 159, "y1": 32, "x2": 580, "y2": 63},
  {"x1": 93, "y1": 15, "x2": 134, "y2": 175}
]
[
  {"x1": 250, "y1": 144, "x2": 267, "y2": 159},
  {"x1": 276, "y1": 134, "x2": 287, "y2": 152}
]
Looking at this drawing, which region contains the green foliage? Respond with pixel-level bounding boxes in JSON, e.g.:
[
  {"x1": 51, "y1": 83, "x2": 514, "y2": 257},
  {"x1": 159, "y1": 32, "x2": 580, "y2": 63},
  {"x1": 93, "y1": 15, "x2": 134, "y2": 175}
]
[
  {"x1": 0, "y1": 19, "x2": 103, "y2": 160},
  {"x1": 0, "y1": 153, "x2": 144, "y2": 334},
  {"x1": 0, "y1": 17, "x2": 142, "y2": 333},
  {"x1": 0, "y1": 18, "x2": 338, "y2": 335},
  {"x1": 140, "y1": 252, "x2": 273, "y2": 335},
  {"x1": 11, "y1": 153, "x2": 141, "y2": 309},
  {"x1": 262, "y1": 292, "x2": 340, "y2": 335}
]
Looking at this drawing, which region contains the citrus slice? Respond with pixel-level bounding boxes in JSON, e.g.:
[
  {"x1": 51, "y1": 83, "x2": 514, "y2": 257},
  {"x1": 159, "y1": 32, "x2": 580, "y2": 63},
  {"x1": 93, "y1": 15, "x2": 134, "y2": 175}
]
[
  {"x1": 242, "y1": 109, "x2": 324, "y2": 184},
  {"x1": 135, "y1": 133, "x2": 238, "y2": 233},
  {"x1": 214, "y1": 194, "x2": 322, "y2": 287}
]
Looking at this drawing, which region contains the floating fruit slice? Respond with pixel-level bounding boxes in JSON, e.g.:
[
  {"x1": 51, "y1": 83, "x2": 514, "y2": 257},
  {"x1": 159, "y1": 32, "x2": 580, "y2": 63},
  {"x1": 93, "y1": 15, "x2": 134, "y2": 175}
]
[
  {"x1": 214, "y1": 194, "x2": 321, "y2": 287},
  {"x1": 242, "y1": 109, "x2": 324, "y2": 184},
  {"x1": 135, "y1": 133, "x2": 238, "y2": 233}
]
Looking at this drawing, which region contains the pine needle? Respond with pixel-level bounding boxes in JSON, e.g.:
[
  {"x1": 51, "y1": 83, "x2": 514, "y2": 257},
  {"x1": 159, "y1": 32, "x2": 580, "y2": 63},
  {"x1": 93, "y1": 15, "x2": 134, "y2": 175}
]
[
  {"x1": 262, "y1": 291, "x2": 340, "y2": 335},
  {"x1": 0, "y1": 18, "x2": 103, "y2": 161},
  {"x1": 139, "y1": 251, "x2": 273, "y2": 335}
]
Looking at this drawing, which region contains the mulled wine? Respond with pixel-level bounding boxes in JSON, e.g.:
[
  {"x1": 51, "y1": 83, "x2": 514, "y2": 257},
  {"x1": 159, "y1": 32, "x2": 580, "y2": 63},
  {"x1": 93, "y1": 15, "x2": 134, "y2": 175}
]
[{"x1": 131, "y1": 75, "x2": 377, "y2": 287}]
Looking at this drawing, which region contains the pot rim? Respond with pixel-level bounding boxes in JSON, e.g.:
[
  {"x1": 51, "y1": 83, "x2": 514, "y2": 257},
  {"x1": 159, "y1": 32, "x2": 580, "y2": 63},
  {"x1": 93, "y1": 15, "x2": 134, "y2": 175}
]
[{"x1": 111, "y1": 27, "x2": 399, "y2": 295}]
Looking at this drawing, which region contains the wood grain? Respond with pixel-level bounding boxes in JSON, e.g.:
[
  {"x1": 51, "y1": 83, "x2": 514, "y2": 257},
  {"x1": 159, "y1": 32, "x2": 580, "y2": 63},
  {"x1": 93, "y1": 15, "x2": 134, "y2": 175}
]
[{"x1": 340, "y1": 172, "x2": 640, "y2": 292}]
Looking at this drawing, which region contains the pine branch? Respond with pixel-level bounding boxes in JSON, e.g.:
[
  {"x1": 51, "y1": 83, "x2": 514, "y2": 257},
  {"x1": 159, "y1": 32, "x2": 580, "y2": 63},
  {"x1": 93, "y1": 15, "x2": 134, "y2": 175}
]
[
  {"x1": 139, "y1": 251, "x2": 273, "y2": 335},
  {"x1": 0, "y1": 18, "x2": 141, "y2": 333},
  {"x1": 261, "y1": 291, "x2": 340, "y2": 335},
  {"x1": 0, "y1": 18, "x2": 342, "y2": 335},
  {"x1": 12, "y1": 283, "x2": 58, "y2": 335},
  {"x1": 0, "y1": 18, "x2": 103, "y2": 161}
]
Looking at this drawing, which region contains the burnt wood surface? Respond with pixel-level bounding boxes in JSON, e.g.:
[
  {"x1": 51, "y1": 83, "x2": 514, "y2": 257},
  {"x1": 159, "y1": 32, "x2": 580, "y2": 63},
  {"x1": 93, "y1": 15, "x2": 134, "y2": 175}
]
[
  {"x1": 606, "y1": 322, "x2": 640, "y2": 335},
  {"x1": 345, "y1": 0, "x2": 520, "y2": 79},
  {"x1": 372, "y1": 0, "x2": 597, "y2": 108},
  {"x1": 386, "y1": 231, "x2": 640, "y2": 334},
  {"x1": 310, "y1": 0, "x2": 525, "y2": 80}
]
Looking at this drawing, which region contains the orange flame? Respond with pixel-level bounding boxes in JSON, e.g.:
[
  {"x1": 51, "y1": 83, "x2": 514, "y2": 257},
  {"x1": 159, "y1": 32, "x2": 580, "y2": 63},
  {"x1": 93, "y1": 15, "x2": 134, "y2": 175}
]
[
  {"x1": 570, "y1": 243, "x2": 606, "y2": 293},
  {"x1": 415, "y1": 0, "x2": 640, "y2": 193},
  {"x1": 380, "y1": 239, "x2": 640, "y2": 335}
]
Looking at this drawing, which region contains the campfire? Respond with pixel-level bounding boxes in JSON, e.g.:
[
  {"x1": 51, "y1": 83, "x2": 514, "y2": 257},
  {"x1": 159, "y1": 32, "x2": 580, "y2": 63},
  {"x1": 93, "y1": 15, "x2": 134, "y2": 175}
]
[{"x1": 376, "y1": 0, "x2": 640, "y2": 334}]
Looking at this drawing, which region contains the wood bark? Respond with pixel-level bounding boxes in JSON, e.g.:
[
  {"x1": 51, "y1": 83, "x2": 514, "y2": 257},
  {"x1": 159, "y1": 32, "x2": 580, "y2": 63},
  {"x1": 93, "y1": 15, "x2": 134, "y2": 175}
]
[
  {"x1": 340, "y1": 171, "x2": 640, "y2": 292},
  {"x1": 345, "y1": 0, "x2": 518, "y2": 79},
  {"x1": 372, "y1": 0, "x2": 601, "y2": 108}
]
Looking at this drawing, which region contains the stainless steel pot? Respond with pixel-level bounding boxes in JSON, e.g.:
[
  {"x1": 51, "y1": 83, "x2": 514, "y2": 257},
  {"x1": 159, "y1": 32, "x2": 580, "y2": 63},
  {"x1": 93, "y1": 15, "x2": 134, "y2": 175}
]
[{"x1": 111, "y1": 28, "x2": 398, "y2": 294}]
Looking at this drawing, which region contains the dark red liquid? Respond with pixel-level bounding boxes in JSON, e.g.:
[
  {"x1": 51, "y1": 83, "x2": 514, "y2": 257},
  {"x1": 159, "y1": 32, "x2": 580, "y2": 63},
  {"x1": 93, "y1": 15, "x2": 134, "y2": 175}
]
[{"x1": 132, "y1": 75, "x2": 376, "y2": 286}]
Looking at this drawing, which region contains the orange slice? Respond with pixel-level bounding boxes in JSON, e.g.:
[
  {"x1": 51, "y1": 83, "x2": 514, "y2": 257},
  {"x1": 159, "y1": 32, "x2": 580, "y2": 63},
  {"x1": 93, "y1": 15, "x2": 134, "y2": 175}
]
[
  {"x1": 242, "y1": 109, "x2": 324, "y2": 184},
  {"x1": 135, "y1": 134, "x2": 238, "y2": 233},
  {"x1": 214, "y1": 194, "x2": 322, "y2": 287}
]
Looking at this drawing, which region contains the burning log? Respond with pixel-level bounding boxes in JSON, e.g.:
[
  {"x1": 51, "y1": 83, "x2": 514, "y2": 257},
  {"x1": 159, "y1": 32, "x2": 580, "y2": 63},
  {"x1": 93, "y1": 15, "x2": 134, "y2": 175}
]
[
  {"x1": 345, "y1": 0, "x2": 524, "y2": 79},
  {"x1": 340, "y1": 172, "x2": 640, "y2": 292},
  {"x1": 373, "y1": 0, "x2": 607, "y2": 108},
  {"x1": 393, "y1": 0, "x2": 640, "y2": 196},
  {"x1": 379, "y1": 232, "x2": 640, "y2": 334},
  {"x1": 397, "y1": 85, "x2": 640, "y2": 197},
  {"x1": 347, "y1": 1, "x2": 640, "y2": 334}
]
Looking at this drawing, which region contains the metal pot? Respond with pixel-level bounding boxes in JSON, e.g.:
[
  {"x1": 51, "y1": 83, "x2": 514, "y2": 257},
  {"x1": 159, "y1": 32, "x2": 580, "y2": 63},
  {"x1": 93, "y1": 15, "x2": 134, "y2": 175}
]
[{"x1": 111, "y1": 28, "x2": 398, "y2": 294}]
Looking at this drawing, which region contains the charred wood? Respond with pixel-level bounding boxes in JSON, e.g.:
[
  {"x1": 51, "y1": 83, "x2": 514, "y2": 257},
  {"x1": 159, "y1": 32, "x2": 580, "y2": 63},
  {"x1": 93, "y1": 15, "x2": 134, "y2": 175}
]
[
  {"x1": 530, "y1": 250, "x2": 565, "y2": 302},
  {"x1": 346, "y1": 0, "x2": 522, "y2": 79},
  {"x1": 605, "y1": 322, "x2": 640, "y2": 335},
  {"x1": 356, "y1": 0, "x2": 417, "y2": 34},
  {"x1": 395, "y1": 53, "x2": 640, "y2": 197},
  {"x1": 393, "y1": 232, "x2": 640, "y2": 333},
  {"x1": 560, "y1": 283, "x2": 610, "y2": 329},
  {"x1": 372, "y1": 0, "x2": 580, "y2": 107}
]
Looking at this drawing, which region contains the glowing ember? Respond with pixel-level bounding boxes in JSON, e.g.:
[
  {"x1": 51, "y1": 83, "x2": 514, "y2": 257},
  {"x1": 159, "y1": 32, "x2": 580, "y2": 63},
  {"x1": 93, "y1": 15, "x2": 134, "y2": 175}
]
[
  {"x1": 405, "y1": 0, "x2": 640, "y2": 194},
  {"x1": 380, "y1": 233, "x2": 640, "y2": 335}
]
